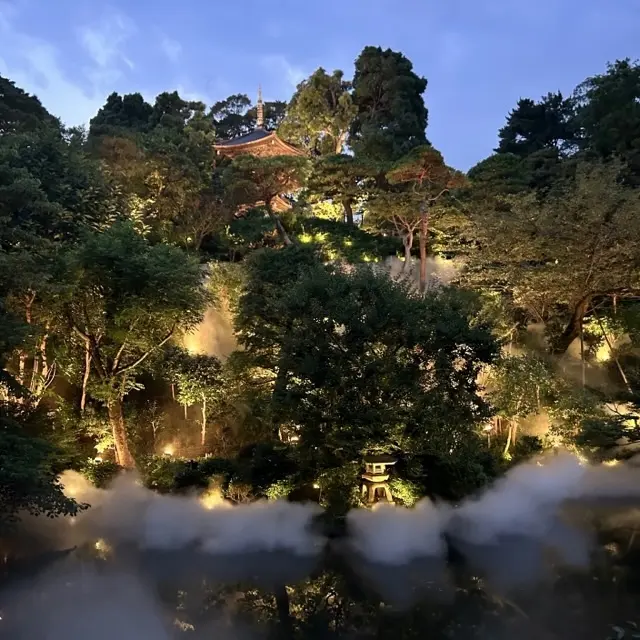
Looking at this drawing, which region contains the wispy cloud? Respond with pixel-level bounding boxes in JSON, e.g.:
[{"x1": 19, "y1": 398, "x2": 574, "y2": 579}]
[
  {"x1": 77, "y1": 11, "x2": 135, "y2": 83},
  {"x1": 260, "y1": 54, "x2": 306, "y2": 94},
  {"x1": 0, "y1": 5, "x2": 135, "y2": 127},
  {"x1": 160, "y1": 35, "x2": 182, "y2": 63}
]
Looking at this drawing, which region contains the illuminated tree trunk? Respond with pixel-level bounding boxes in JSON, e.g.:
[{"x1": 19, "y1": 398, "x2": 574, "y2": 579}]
[
  {"x1": 81, "y1": 340, "x2": 91, "y2": 412},
  {"x1": 107, "y1": 398, "x2": 136, "y2": 468},
  {"x1": 418, "y1": 204, "x2": 430, "y2": 294},
  {"x1": 342, "y1": 198, "x2": 354, "y2": 225},
  {"x1": 201, "y1": 397, "x2": 207, "y2": 447},
  {"x1": 402, "y1": 231, "x2": 413, "y2": 273},
  {"x1": 266, "y1": 204, "x2": 293, "y2": 246}
]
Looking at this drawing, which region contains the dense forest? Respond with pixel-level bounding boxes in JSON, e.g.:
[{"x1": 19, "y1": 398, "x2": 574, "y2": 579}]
[
  {"x1": 1, "y1": 45, "x2": 640, "y2": 637},
  {"x1": 2, "y1": 46, "x2": 640, "y2": 519}
]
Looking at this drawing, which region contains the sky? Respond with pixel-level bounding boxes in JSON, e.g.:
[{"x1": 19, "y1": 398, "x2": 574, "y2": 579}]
[{"x1": 0, "y1": 0, "x2": 638, "y2": 170}]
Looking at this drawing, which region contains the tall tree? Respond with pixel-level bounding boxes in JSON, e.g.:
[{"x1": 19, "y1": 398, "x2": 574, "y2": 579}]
[
  {"x1": 0, "y1": 74, "x2": 59, "y2": 134},
  {"x1": 279, "y1": 68, "x2": 356, "y2": 155},
  {"x1": 386, "y1": 146, "x2": 466, "y2": 293},
  {"x1": 65, "y1": 223, "x2": 209, "y2": 467},
  {"x1": 350, "y1": 46, "x2": 428, "y2": 162},
  {"x1": 88, "y1": 92, "x2": 153, "y2": 138},
  {"x1": 497, "y1": 92, "x2": 577, "y2": 157},
  {"x1": 237, "y1": 251, "x2": 498, "y2": 471},
  {"x1": 212, "y1": 94, "x2": 286, "y2": 139},
  {"x1": 575, "y1": 59, "x2": 640, "y2": 184},
  {"x1": 165, "y1": 349, "x2": 223, "y2": 446}
]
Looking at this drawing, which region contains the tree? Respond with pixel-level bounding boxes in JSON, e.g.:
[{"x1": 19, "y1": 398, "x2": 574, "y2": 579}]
[
  {"x1": 237, "y1": 251, "x2": 498, "y2": 472},
  {"x1": 350, "y1": 46, "x2": 428, "y2": 162},
  {"x1": 575, "y1": 59, "x2": 640, "y2": 184},
  {"x1": 466, "y1": 161, "x2": 640, "y2": 353},
  {"x1": 279, "y1": 68, "x2": 355, "y2": 155},
  {"x1": 165, "y1": 349, "x2": 223, "y2": 446},
  {"x1": 212, "y1": 94, "x2": 287, "y2": 139},
  {"x1": 386, "y1": 146, "x2": 466, "y2": 293},
  {"x1": 0, "y1": 74, "x2": 59, "y2": 134},
  {"x1": 88, "y1": 91, "x2": 153, "y2": 138},
  {"x1": 224, "y1": 155, "x2": 310, "y2": 245},
  {"x1": 305, "y1": 154, "x2": 374, "y2": 224},
  {"x1": 0, "y1": 404, "x2": 86, "y2": 531},
  {"x1": 497, "y1": 92, "x2": 577, "y2": 157},
  {"x1": 65, "y1": 223, "x2": 210, "y2": 467}
]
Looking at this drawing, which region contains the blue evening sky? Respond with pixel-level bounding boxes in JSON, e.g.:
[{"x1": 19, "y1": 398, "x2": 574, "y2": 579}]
[{"x1": 1, "y1": 0, "x2": 638, "y2": 170}]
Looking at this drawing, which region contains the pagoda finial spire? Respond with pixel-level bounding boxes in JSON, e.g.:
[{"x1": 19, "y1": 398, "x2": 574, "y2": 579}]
[{"x1": 256, "y1": 85, "x2": 264, "y2": 129}]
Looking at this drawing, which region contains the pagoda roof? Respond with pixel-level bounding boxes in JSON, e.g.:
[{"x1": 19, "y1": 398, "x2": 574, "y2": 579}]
[
  {"x1": 214, "y1": 128, "x2": 273, "y2": 147},
  {"x1": 214, "y1": 127, "x2": 306, "y2": 157},
  {"x1": 363, "y1": 454, "x2": 397, "y2": 464}
]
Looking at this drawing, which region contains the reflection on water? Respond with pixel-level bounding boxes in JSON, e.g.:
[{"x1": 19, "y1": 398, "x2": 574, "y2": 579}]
[{"x1": 3, "y1": 523, "x2": 640, "y2": 640}]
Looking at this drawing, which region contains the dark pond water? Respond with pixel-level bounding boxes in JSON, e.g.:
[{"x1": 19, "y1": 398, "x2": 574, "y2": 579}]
[{"x1": 2, "y1": 515, "x2": 640, "y2": 640}]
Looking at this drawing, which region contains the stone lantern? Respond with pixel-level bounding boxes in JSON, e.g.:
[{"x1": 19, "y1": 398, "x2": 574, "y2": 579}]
[{"x1": 361, "y1": 454, "x2": 397, "y2": 504}]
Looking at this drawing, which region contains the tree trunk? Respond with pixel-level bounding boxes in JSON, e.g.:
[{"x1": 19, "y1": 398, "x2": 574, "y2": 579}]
[
  {"x1": 342, "y1": 198, "x2": 354, "y2": 225},
  {"x1": 81, "y1": 340, "x2": 91, "y2": 412},
  {"x1": 402, "y1": 232, "x2": 413, "y2": 273},
  {"x1": 267, "y1": 206, "x2": 293, "y2": 246},
  {"x1": 274, "y1": 585, "x2": 293, "y2": 638},
  {"x1": 418, "y1": 205, "x2": 429, "y2": 294},
  {"x1": 107, "y1": 398, "x2": 136, "y2": 469},
  {"x1": 554, "y1": 293, "x2": 593, "y2": 354},
  {"x1": 201, "y1": 397, "x2": 207, "y2": 447}
]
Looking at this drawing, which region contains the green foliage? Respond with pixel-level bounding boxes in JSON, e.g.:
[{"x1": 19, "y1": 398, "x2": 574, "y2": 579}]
[
  {"x1": 305, "y1": 154, "x2": 375, "y2": 224},
  {"x1": 81, "y1": 459, "x2": 121, "y2": 488},
  {"x1": 497, "y1": 92, "x2": 576, "y2": 157},
  {"x1": 575, "y1": 59, "x2": 640, "y2": 184},
  {"x1": 350, "y1": 46, "x2": 428, "y2": 162},
  {"x1": 0, "y1": 404, "x2": 86, "y2": 530},
  {"x1": 317, "y1": 463, "x2": 362, "y2": 514},
  {"x1": 88, "y1": 91, "x2": 153, "y2": 138},
  {"x1": 0, "y1": 74, "x2": 59, "y2": 134},
  {"x1": 224, "y1": 154, "x2": 310, "y2": 208},
  {"x1": 486, "y1": 355, "x2": 555, "y2": 419},
  {"x1": 279, "y1": 68, "x2": 355, "y2": 155},
  {"x1": 466, "y1": 161, "x2": 640, "y2": 352},
  {"x1": 211, "y1": 93, "x2": 285, "y2": 139},
  {"x1": 265, "y1": 478, "x2": 296, "y2": 501},
  {"x1": 296, "y1": 217, "x2": 399, "y2": 262},
  {"x1": 238, "y1": 248, "x2": 498, "y2": 472},
  {"x1": 388, "y1": 476, "x2": 422, "y2": 507},
  {"x1": 165, "y1": 348, "x2": 223, "y2": 410}
]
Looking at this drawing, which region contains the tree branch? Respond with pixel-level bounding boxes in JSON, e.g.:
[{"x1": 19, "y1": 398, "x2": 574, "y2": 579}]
[{"x1": 115, "y1": 324, "x2": 177, "y2": 376}]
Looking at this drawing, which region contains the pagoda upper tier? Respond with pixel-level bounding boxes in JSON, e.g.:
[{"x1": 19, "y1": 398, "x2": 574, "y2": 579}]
[{"x1": 214, "y1": 127, "x2": 305, "y2": 159}]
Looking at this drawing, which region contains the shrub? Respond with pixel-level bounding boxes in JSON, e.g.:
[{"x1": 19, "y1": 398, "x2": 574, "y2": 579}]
[{"x1": 81, "y1": 460, "x2": 121, "y2": 488}]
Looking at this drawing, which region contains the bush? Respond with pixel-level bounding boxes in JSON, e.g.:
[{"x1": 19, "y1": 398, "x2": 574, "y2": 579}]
[
  {"x1": 388, "y1": 477, "x2": 422, "y2": 507},
  {"x1": 265, "y1": 478, "x2": 296, "y2": 501},
  {"x1": 317, "y1": 463, "x2": 363, "y2": 515},
  {"x1": 81, "y1": 460, "x2": 121, "y2": 488}
]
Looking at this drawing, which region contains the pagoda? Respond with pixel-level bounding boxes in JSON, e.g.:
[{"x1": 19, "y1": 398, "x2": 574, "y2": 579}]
[
  {"x1": 214, "y1": 88, "x2": 305, "y2": 213},
  {"x1": 214, "y1": 88, "x2": 304, "y2": 159}
]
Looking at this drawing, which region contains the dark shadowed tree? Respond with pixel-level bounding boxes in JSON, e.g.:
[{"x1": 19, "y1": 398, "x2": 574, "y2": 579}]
[
  {"x1": 575, "y1": 59, "x2": 640, "y2": 184},
  {"x1": 0, "y1": 75, "x2": 59, "y2": 134},
  {"x1": 497, "y1": 92, "x2": 577, "y2": 157},
  {"x1": 88, "y1": 92, "x2": 153, "y2": 138},
  {"x1": 465, "y1": 161, "x2": 640, "y2": 353},
  {"x1": 350, "y1": 46, "x2": 428, "y2": 162}
]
